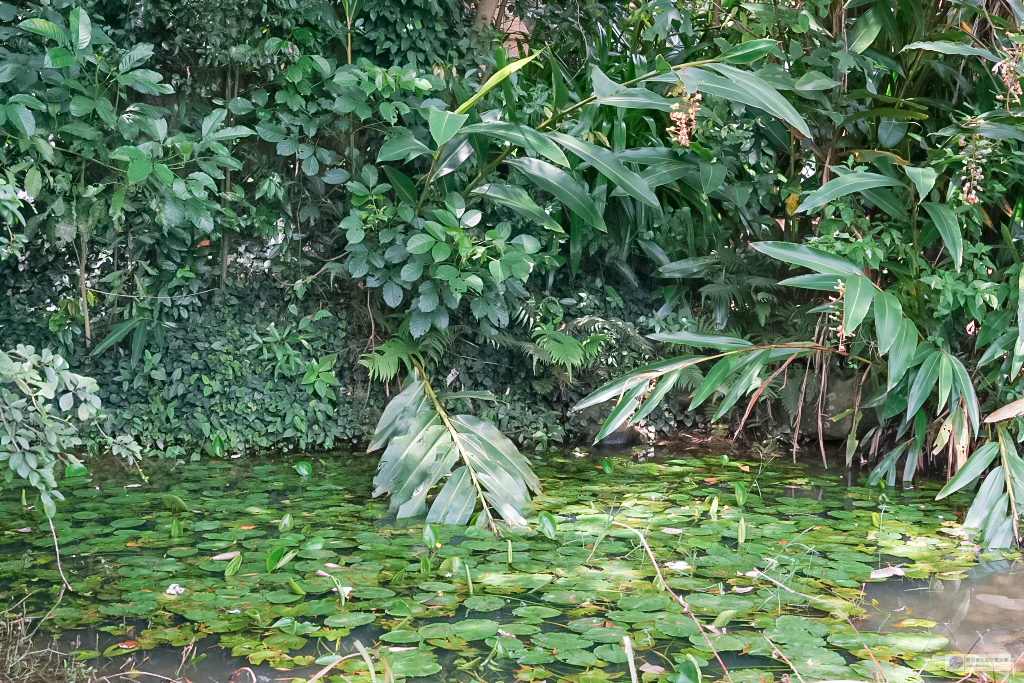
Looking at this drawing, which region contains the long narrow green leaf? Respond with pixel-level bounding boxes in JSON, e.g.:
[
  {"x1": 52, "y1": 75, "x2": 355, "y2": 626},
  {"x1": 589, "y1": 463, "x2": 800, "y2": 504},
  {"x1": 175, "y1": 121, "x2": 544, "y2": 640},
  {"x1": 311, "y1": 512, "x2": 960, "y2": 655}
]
[
  {"x1": 949, "y1": 354, "x2": 980, "y2": 434},
  {"x1": 367, "y1": 378, "x2": 426, "y2": 452},
  {"x1": 471, "y1": 183, "x2": 563, "y2": 233},
  {"x1": 962, "y1": 467, "x2": 1005, "y2": 529},
  {"x1": 90, "y1": 318, "x2": 145, "y2": 356},
  {"x1": 648, "y1": 330, "x2": 751, "y2": 350},
  {"x1": 594, "y1": 380, "x2": 649, "y2": 443},
  {"x1": 630, "y1": 369, "x2": 681, "y2": 424},
  {"x1": 903, "y1": 41, "x2": 998, "y2": 61},
  {"x1": 796, "y1": 173, "x2": 901, "y2": 213},
  {"x1": 547, "y1": 132, "x2": 659, "y2": 208},
  {"x1": 873, "y1": 290, "x2": 903, "y2": 355},
  {"x1": 843, "y1": 274, "x2": 874, "y2": 336},
  {"x1": 426, "y1": 466, "x2": 477, "y2": 525},
  {"x1": 507, "y1": 157, "x2": 606, "y2": 231},
  {"x1": 778, "y1": 274, "x2": 842, "y2": 290},
  {"x1": 455, "y1": 52, "x2": 540, "y2": 115},
  {"x1": 753, "y1": 242, "x2": 863, "y2": 277},
  {"x1": 573, "y1": 355, "x2": 705, "y2": 411},
  {"x1": 713, "y1": 350, "x2": 769, "y2": 420},
  {"x1": 703, "y1": 64, "x2": 811, "y2": 138},
  {"x1": 921, "y1": 202, "x2": 962, "y2": 271},
  {"x1": 690, "y1": 356, "x2": 737, "y2": 410},
  {"x1": 458, "y1": 121, "x2": 569, "y2": 166},
  {"x1": 887, "y1": 319, "x2": 919, "y2": 390},
  {"x1": 906, "y1": 349, "x2": 941, "y2": 418}
]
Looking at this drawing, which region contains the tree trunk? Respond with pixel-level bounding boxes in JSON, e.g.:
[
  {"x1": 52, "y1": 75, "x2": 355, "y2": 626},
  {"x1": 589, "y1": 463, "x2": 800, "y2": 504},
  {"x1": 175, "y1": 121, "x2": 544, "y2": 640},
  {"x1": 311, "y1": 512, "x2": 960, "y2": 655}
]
[{"x1": 474, "y1": 0, "x2": 501, "y2": 27}]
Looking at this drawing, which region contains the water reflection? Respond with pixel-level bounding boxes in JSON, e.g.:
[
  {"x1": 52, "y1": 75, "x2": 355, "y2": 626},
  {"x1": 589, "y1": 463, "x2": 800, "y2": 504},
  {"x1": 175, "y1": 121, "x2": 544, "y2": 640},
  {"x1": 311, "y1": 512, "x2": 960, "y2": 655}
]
[{"x1": 861, "y1": 559, "x2": 1024, "y2": 663}]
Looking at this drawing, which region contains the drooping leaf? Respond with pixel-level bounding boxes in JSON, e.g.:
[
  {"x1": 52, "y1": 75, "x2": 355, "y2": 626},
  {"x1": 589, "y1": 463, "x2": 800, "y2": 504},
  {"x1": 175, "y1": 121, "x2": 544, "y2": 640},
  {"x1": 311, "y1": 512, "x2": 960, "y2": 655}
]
[
  {"x1": 594, "y1": 380, "x2": 649, "y2": 444},
  {"x1": 906, "y1": 349, "x2": 942, "y2": 418},
  {"x1": 458, "y1": 122, "x2": 569, "y2": 166},
  {"x1": 903, "y1": 41, "x2": 998, "y2": 61},
  {"x1": 796, "y1": 173, "x2": 901, "y2": 213},
  {"x1": 19, "y1": 18, "x2": 68, "y2": 45},
  {"x1": 753, "y1": 242, "x2": 863, "y2": 277},
  {"x1": 847, "y1": 8, "x2": 882, "y2": 53},
  {"x1": 842, "y1": 274, "x2": 874, "y2": 336},
  {"x1": 690, "y1": 356, "x2": 738, "y2": 410},
  {"x1": 507, "y1": 157, "x2": 606, "y2": 231},
  {"x1": 471, "y1": 183, "x2": 563, "y2": 233},
  {"x1": 648, "y1": 330, "x2": 752, "y2": 350},
  {"x1": 547, "y1": 132, "x2": 659, "y2": 208},
  {"x1": 426, "y1": 466, "x2": 476, "y2": 526},
  {"x1": 378, "y1": 134, "x2": 432, "y2": 162},
  {"x1": 921, "y1": 202, "x2": 962, "y2": 271},
  {"x1": 887, "y1": 319, "x2": 919, "y2": 390},
  {"x1": 718, "y1": 39, "x2": 778, "y2": 64},
  {"x1": 630, "y1": 369, "x2": 682, "y2": 424},
  {"x1": 702, "y1": 64, "x2": 811, "y2": 138},
  {"x1": 873, "y1": 290, "x2": 903, "y2": 355}
]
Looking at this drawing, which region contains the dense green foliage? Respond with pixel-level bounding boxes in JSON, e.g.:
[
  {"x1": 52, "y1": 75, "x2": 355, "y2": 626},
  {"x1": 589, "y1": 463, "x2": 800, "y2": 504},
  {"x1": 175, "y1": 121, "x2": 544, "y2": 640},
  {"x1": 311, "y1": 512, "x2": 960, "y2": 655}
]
[{"x1": 5, "y1": 0, "x2": 1024, "y2": 544}]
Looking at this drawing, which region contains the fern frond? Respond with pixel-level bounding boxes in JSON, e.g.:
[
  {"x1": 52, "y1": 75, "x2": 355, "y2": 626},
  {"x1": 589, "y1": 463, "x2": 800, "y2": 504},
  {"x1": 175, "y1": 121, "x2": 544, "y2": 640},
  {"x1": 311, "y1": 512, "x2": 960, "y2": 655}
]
[{"x1": 359, "y1": 338, "x2": 414, "y2": 382}]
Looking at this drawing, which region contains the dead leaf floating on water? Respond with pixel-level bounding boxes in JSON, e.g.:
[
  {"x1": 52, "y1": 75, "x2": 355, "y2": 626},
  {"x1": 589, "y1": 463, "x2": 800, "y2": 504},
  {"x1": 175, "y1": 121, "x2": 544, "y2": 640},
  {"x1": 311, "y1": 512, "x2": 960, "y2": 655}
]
[
  {"x1": 869, "y1": 566, "x2": 906, "y2": 580},
  {"x1": 975, "y1": 593, "x2": 1024, "y2": 611}
]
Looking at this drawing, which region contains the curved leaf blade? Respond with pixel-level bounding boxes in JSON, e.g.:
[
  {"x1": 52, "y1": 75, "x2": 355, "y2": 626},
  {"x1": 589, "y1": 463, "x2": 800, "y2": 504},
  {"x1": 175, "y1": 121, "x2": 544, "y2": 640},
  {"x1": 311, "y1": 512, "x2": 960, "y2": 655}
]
[
  {"x1": 753, "y1": 241, "x2": 863, "y2": 277},
  {"x1": 547, "y1": 132, "x2": 659, "y2": 208},
  {"x1": 459, "y1": 121, "x2": 569, "y2": 166},
  {"x1": 471, "y1": 183, "x2": 563, "y2": 233},
  {"x1": 507, "y1": 157, "x2": 606, "y2": 231},
  {"x1": 921, "y1": 202, "x2": 962, "y2": 271},
  {"x1": 797, "y1": 173, "x2": 901, "y2": 213}
]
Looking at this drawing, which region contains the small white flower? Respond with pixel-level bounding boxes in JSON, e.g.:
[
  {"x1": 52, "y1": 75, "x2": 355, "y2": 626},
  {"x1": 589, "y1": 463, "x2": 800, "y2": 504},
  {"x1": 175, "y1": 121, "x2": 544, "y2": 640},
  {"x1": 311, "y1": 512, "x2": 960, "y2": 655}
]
[
  {"x1": 165, "y1": 583, "x2": 186, "y2": 596},
  {"x1": 15, "y1": 190, "x2": 31, "y2": 201}
]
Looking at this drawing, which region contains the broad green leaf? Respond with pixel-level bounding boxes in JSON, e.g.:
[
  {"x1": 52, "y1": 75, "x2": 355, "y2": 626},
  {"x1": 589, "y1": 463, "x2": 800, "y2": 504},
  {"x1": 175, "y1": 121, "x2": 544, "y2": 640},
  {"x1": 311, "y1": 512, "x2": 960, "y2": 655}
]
[
  {"x1": 19, "y1": 18, "x2": 68, "y2": 45},
  {"x1": 69, "y1": 8, "x2": 91, "y2": 50},
  {"x1": 903, "y1": 41, "x2": 998, "y2": 61},
  {"x1": 796, "y1": 173, "x2": 901, "y2": 213},
  {"x1": 23, "y1": 166, "x2": 41, "y2": 199},
  {"x1": 455, "y1": 52, "x2": 539, "y2": 114},
  {"x1": 659, "y1": 256, "x2": 719, "y2": 278},
  {"x1": 719, "y1": 39, "x2": 778, "y2": 64},
  {"x1": 794, "y1": 71, "x2": 841, "y2": 91},
  {"x1": 127, "y1": 158, "x2": 153, "y2": 184},
  {"x1": 382, "y1": 166, "x2": 418, "y2": 205},
  {"x1": 847, "y1": 8, "x2": 882, "y2": 53},
  {"x1": 367, "y1": 378, "x2": 428, "y2": 452},
  {"x1": 921, "y1": 202, "x2": 962, "y2": 271},
  {"x1": 573, "y1": 355, "x2": 705, "y2": 411},
  {"x1": 90, "y1": 318, "x2": 145, "y2": 356},
  {"x1": 904, "y1": 167, "x2": 937, "y2": 202},
  {"x1": 935, "y1": 443, "x2": 998, "y2": 498},
  {"x1": 906, "y1": 349, "x2": 941, "y2": 418},
  {"x1": 6, "y1": 103, "x2": 35, "y2": 137},
  {"x1": 459, "y1": 122, "x2": 569, "y2": 166},
  {"x1": 873, "y1": 290, "x2": 903, "y2": 355},
  {"x1": 547, "y1": 132, "x2": 659, "y2": 208},
  {"x1": 753, "y1": 242, "x2": 862, "y2": 277},
  {"x1": 44, "y1": 47, "x2": 75, "y2": 68},
  {"x1": 843, "y1": 274, "x2": 874, "y2": 336},
  {"x1": 690, "y1": 356, "x2": 738, "y2": 410},
  {"x1": 962, "y1": 467, "x2": 1005, "y2": 530},
  {"x1": 936, "y1": 354, "x2": 953, "y2": 412},
  {"x1": 427, "y1": 108, "x2": 469, "y2": 146},
  {"x1": 594, "y1": 380, "x2": 649, "y2": 443},
  {"x1": 507, "y1": 157, "x2": 605, "y2": 231},
  {"x1": 378, "y1": 134, "x2": 431, "y2": 162},
  {"x1": 699, "y1": 160, "x2": 726, "y2": 194},
  {"x1": 118, "y1": 43, "x2": 154, "y2": 71},
  {"x1": 471, "y1": 183, "x2": 563, "y2": 233},
  {"x1": 648, "y1": 330, "x2": 751, "y2": 350},
  {"x1": 887, "y1": 319, "x2": 919, "y2": 390}
]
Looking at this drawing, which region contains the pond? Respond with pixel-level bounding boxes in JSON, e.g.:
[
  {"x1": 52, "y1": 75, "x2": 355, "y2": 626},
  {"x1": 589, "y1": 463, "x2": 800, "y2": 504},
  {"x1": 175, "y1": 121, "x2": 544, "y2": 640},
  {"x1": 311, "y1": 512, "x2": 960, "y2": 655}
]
[{"x1": 0, "y1": 446, "x2": 1014, "y2": 683}]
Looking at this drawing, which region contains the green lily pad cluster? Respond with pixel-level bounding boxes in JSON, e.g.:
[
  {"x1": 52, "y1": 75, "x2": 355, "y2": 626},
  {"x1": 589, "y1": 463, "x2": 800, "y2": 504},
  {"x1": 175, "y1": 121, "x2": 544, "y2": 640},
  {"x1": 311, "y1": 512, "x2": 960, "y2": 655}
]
[{"x1": 0, "y1": 452, "x2": 1006, "y2": 682}]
